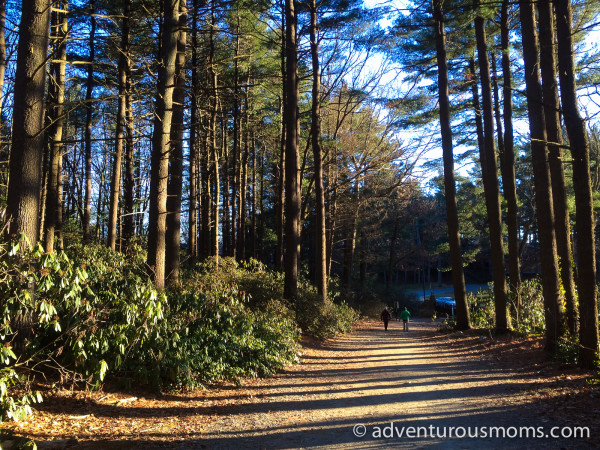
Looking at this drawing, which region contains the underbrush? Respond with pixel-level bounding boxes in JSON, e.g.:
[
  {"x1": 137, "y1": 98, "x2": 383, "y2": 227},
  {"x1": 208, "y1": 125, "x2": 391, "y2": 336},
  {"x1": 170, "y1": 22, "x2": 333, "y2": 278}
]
[
  {"x1": 462, "y1": 279, "x2": 583, "y2": 364},
  {"x1": 466, "y1": 279, "x2": 547, "y2": 335},
  {"x1": 0, "y1": 240, "x2": 358, "y2": 422},
  {"x1": 184, "y1": 257, "x2": 359, "y2": 340}
]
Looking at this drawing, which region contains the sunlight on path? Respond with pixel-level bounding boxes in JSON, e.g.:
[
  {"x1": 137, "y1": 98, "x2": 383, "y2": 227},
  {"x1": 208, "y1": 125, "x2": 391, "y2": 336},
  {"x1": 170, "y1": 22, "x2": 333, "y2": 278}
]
[{"x1": 187, "y1": 319, "x2": 590, "y2": 449}]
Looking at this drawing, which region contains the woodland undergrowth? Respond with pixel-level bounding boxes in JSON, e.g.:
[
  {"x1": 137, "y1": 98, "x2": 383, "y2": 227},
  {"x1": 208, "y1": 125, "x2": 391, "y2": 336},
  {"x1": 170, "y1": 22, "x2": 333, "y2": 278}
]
[{"x1": 0, "y1": 235, "x2": 358, "y2": 422}]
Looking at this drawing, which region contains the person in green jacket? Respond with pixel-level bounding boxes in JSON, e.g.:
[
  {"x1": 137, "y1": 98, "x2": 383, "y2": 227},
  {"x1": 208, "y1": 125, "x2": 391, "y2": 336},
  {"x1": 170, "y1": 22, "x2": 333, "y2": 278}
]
[{"x1": 400, "y1": 307, "x2": 411, "y2": 331}]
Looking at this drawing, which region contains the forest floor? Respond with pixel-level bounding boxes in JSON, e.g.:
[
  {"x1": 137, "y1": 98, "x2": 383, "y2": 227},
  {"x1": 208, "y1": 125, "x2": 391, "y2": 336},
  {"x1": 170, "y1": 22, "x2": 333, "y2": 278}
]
[{"x1": 4, "y1": 319, "x2": 600, "y2": 449}]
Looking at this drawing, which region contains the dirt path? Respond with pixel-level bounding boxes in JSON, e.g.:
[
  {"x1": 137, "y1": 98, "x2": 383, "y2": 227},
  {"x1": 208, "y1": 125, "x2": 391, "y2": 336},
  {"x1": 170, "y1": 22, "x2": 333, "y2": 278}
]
[{"x1": 10, "y1": 319, "x2": 597, "y2": 448}]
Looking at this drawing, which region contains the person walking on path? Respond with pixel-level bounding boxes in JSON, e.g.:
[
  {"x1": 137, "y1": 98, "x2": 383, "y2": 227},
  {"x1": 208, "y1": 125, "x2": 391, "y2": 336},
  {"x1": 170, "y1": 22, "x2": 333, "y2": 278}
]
[
  {"x1": 381, "y1": 307, "x2": 391, "y2": 331},
  {"x1": 400, "y1": 307, "x2": 411, "y2": 331}
]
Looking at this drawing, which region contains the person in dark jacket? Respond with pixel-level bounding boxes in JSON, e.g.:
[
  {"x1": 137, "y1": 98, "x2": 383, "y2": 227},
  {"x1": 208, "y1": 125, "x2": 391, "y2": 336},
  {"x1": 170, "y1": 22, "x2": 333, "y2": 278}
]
[{"x1": 381, "y1": 307, "x2": 391, "y2": 331}]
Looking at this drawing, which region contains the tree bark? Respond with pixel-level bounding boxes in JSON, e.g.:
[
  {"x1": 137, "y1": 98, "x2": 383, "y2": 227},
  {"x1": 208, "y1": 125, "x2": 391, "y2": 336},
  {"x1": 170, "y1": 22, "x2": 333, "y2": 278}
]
[
  {"x1": 538, "y1": 0, "x2": 578, "y2": 336},
  {"x1": 147, "y1": 0, "x2": 179, "y2": 289},
  {"x1": 500, "y1": 0, "x2": 522, "y2": 318},
  {"x1": 275, "y1": 3, "x2": 286, "y2": 271},
  {"x1": 166, "y1": 0, "x2": 187, "y2": 284},
  {"x1": 108, "y1": 0, "x2": 126, "y2": 251},
  {"x1": 209, "y1": 2, "x2": 220, "y2": 260},
  {"x1": 342, "y1": 199, "x2": 359, "y2": 287},
  {"x1": 283, "y1": 0, "x2": 300, "y2": 300},
  {"x1": 0, "y1": 0, "x2": 7, "y2": 152},
  {"x1": 83, "y1": 0, "x2": 96, "y2": 243},
  {"x1": 6, "y1": 0, "x2": 51, "y2": 245},
  {"x1": 44, "y1": 3, "x2": 67, "y2": 252},
  {"x1": 432, "y1": 0, "x2": 470, "y2": 329},
  {"x1": 200, "y1": 124, "x2": 211, "y2": 258},
  {"x1": 519, "y1": 0, "x2": 564, "y2": 351},
  {"x1": 469, "y1": 56, "x2": 484, "y2": 154},
  {"x1": 122, "y1": 0, "x2": 134, "y2": 246},
  {"x1": 187, "y1": 0, "x2": 199, "y2": 262},
  {"x1": 387, "y1": 219, "x2": 399, "y2": 289},
  {"x1": 310, "y1": 0, "x2": 327, "y2": 301},
  {"x1": 474, "y1": 0, "x2": 509, "y2": 332},
  {"x1": 250, "y1": 132, "x2": 258, "y2": 259},
  {"x1": 238, "y1": 79, "x2": 250, "y2": 260},
  {"x1": 554, "y1": 0, "x2": 598, "y2": 367},
  {"x1": 231, "y1": 17, "x2": 241, "y2": 259}
]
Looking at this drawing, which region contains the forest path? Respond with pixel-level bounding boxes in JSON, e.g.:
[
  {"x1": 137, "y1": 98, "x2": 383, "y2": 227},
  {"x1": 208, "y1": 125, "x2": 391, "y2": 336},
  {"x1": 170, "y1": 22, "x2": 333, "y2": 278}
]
[{"x1": 14, "y1": 320, "x2": 595, "y2": 449}]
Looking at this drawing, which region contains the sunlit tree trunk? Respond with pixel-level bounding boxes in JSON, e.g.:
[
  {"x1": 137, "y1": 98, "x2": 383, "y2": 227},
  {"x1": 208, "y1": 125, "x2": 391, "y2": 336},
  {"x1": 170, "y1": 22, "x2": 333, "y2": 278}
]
[
  {"x1": 6, "y1": 0, "x2": 51, "y2": 245},
  {"x1": 188, "y1": 0, "x2": 199, "y2": 262},
  {"x1": 0, "y1": 0, "x2": 7, "y2": 167},
  {"x1": 44, "y1": 3, "x2": 67, "y2": 252},
  {"x1": 474, "y1": 0, "x2": 508, "y2": 332},
  {"x1": 108, "y1": 0, "x2": 127, "y2": 251},
  {"x1": 147, "y1": 0, "x2": 179, "y2": 289},
  {"x1": 538, "y1": 0, "x2": 578, "y2": 336},
  {"x1": 554, "y1": 0, "x2": 599, "y2": 367},
  {"x1": 231, "y1": 17, "x2": 241, "y2": 259},
  {"x1": 166, "y1": 0, "x2": 187, "y2": 283},
  {"x1": 519, "y1": 0, "x2": 564, "y2": 351},
  {"x1": 83, "y1": 0, "x2": 96, "y2": 243},
  {"x1": 284, "y1": 0, "x2": 300, "y2": 300},
  {"x1": 432, "y1": 0, "x2": 470, "y2": 329},
  {"x1": 275, "y1": 3, "x2": 286, "y2": 271},
  {"x1": 310, "y1": 0, "x2": 327, "y2": 301},
  {"x1": 500, "y1": 0, "x2": 522, "y2": 318},
  {"x1": 387, "y1": 219, "x2": 399, "y2": 289},
  {"x1": 122, "y1": 0, "x2": 134, "y2": 247}
]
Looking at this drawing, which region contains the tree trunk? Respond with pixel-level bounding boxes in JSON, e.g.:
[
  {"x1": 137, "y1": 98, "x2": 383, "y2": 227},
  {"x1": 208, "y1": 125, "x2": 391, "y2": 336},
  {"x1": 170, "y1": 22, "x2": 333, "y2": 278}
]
[
  {"x1": 166, "y1": 0, "x2": 187, "y2": 284},
  {"x1": 500, "y1": 0, "x2": 522, "y2": 318},
  {"x1": 209, "y1": 7, "x2": 220, "y2": 261},
  {"x1": 122, "y1": 0, "x2": 134, "y2": 247},
  {"x1": 310, "y1": 0, "x2": 327, "y2": 301},
  {"x1": 468, "y1": 56, "x2": 484, "y2": 154},
  {"x1": 284, "y1": 0, "x2": 300, "y2": 300},
  {"x1": 275, "y1": 4, "x2": 286, "y2": 271},
  {"x1": 83, "y1": 0, "x2": 96, "y2": 243},
  {"x1": 387, "y1": 219, "x2": 399, "y2": 289},
  {"x1": 6, "y1": 0, "x2": 51, "y2": 245},
  {"x1": 44, "y1": 3, "x2": 67, "y2": 253},
  {"x1": 187, "y1": 0, "x2": 199, "y2": 262},
  {"x1": 342, "y1": 202, "x2": 358, "y2": 287},
  {"x1": 222, "y1": 122, "x2": 231, "y2": 256},
  {"x1": 147, "y1": 0, "x2": 179, "y2": 290},
  {"x1": 0, "y1": 0, "x2": 7, "y2": 154},
  {"x1": 200, "y1": 126, "x2": 211, "y2": 258},
  {"x1": 538, "y1": 0, "x2": 578, "y2": 336},
  {"x1": 359, "y1": 231, "x2": 366, "y2": 285},
  {"x1": 231, "y1": 18, "x2": 240, "y2": 259},
  {"x1": 554, "y1": 0, "x2": 599, "y2": 367},
  {"x1": 250, "y1": 133, "x2": 257, "y2": 259},
  {"x1": 326, "y1": 166, "x2": 337, "y2": 277},
  {"x1": 108, "y1": 0, "x2": 126, "y2": 251},
  {"x1": 238, "y1": 81, "x2": 250, "y2": 260},
  {"x1": 474, "y1": 0, "x2": 509, "y2": 332},
  {"x1": 258, "y1": 143, "x2": 265, "y2": 259},
  {"x1": 432, "y1": 0, "x2": 470, "y2": 329},
  {"x1": 519, "y1": 0, "x2": 564, "y2": 351}
]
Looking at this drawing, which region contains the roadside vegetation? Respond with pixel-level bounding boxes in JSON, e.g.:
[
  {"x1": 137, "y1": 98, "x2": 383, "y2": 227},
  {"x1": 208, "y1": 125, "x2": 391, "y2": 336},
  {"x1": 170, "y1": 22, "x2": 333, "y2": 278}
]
[{"x1": 0, "y1": 236, "x2": 358, "y2": 422}]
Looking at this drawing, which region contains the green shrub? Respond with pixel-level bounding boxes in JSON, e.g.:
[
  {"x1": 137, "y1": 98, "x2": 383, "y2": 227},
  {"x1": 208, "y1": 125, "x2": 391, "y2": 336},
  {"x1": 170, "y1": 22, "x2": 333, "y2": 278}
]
[
  {"x1": 156, "y1": 286, "x2": 300, "y2": 388},
  {"x1": 0, "y1": 244, "x2": 357, "y2": 421},
  {"x1": 185, "y1": 257, "x2": 359, "y2": 340},
  {"x1": 513, "y1": 279, "x2": 545, "y2": 335},
  {"x1": 468, "y1": 287, "x2": 495, "y2": 329},
  {"x1": 554, "y1": 333, "x2": 579, "y2": 364}
]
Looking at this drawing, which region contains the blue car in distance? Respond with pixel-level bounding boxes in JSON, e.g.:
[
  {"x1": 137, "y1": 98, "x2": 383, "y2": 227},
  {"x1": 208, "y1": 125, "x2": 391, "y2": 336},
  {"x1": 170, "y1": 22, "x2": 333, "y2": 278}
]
[{"x1": 435, "y1": 297, "x2": 456, "y2": 316}]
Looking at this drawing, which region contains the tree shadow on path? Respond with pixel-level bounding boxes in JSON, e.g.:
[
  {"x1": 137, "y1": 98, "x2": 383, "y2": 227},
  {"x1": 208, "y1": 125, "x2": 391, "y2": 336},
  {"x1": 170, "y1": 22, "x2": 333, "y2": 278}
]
[{"x1": 31, "y1": 319, "x2": 596, "y2": 449}]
